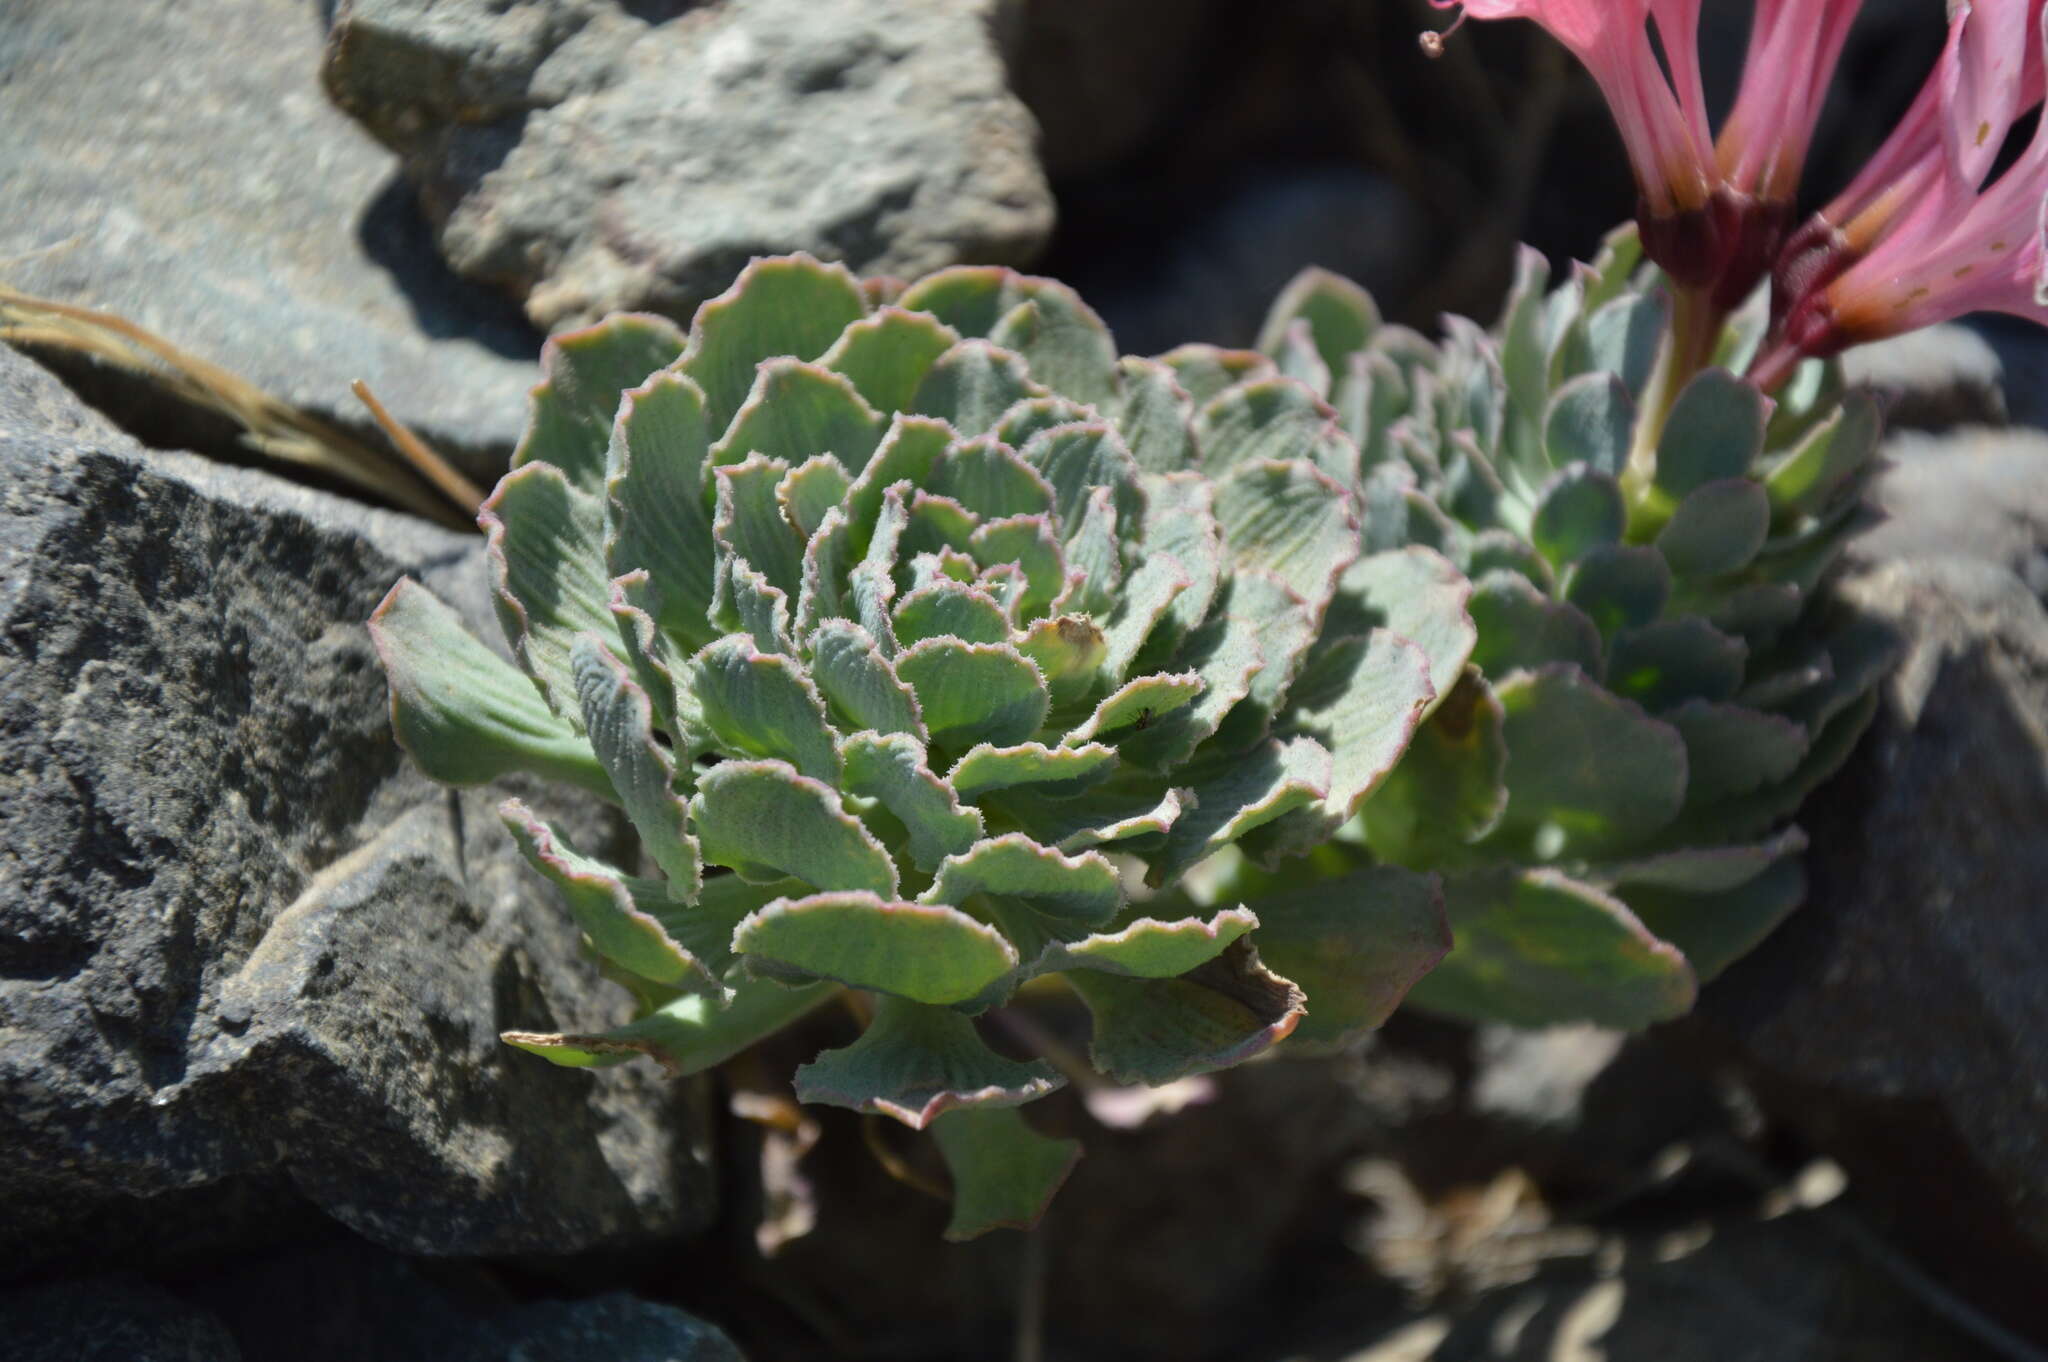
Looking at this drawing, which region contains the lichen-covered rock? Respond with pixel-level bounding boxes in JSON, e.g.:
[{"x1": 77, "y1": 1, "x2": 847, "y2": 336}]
[
  {"x1": 0, "y1": 344, "x2": 713, "y2": 1277},
  {"x1": 0, "y1": 0, "x2": 538, "y2": 478},
  {"x1": 321, "y1": 0, "x2": 1055, "y2": 332}
]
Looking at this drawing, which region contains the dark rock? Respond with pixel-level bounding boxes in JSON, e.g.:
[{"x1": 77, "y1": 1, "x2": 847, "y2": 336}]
[
  {"x1": 0, "y1": 0, "x2": 540, "y2": 478},
  {"x1": 2, "y1": 1238, "x2": 747, "y2": 1362},
  {"x1": 1054, "y1": 165, "x2": 1423, "y2": 357},
  {"x1": 0, "y1": 342, "x2": 714, "y2": 1278},
  {"x1": 322, "y1": 0, "x2": 1054, "y2": 332},
  {"x1": 0, "y1": 1279, "x2": 240, "y2": 1362},
  {"x1": 188, "y1": 1235, "x2": 746, "y2": 1362},
  {"x1": 1348, "y1": 1209, "x2": 2006, "y2": 1362},
  {"x1": 1700, "y1": 428, "x2": 2048, "y2": 1323},
  {"x1": 1011, "y1": 0, "x2": 1233, "y2": 182}
]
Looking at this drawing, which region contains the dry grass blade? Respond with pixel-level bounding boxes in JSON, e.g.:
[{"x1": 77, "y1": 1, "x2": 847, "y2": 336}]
[{"x1": 0, "y1": 281, "x2": 478, "y2": 530}]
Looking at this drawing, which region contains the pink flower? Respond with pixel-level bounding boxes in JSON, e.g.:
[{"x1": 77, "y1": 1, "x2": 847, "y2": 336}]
[
  {"x1": 1716, "y1": 1, "x2": 1864, "y2": 204},
  {"x1": 1427, "y1": 1, "x2": 1713, "y2": 218},
  {"x1": 1758, "y1": 0, "x2": 2048, "y2": 383}
]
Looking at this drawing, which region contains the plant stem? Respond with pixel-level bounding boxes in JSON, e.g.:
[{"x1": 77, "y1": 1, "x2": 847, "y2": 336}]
[{"x1": 1622, "y1": 283, "x2": 1725, "y2": 527}]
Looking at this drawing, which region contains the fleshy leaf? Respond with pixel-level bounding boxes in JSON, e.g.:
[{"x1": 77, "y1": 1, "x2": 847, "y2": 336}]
[
  {"x1": 807, "y1": 619, "x2": 925, "y2": 740},
  {"x1": 795, "y1": 993, "x2": 1062, "y2": 1128},
  {"x1": 1258, "y1": 265, "x2": 1381, "y2": 376},
  {"x1": 481, "y1": 462, "x2": 621, "y2": 717},
  {"x1": 994, "y1": 396, "x2": 1098, "y2": 451},
  {"x1": 1233, "y1": 857, "x2": 1450, "y2": 1046},
  {"x1": 1543, "y1": 372, "x2": 1636, "y2": 476},
  {"x1": 892, "y1": 580, "x2": 1011, "y2": 647},
  {"x1": 1361, "y1": 669, "x2": 1509, "y2": 863},
  {"x1": 931, "y1": 1107, "x2": 1082, "y2": 1241},
  {"x1": 1325, "y1": 547, "x2": 1477, "y2": 714},
  {"x1": 777, "y1": 455, "x2": 853, "y2": 540},
  {"x1": 1404, "y1": 869, "x2": 1696, "y2": 1029},
  {"x1": 1663, "y1": 699, "x2": 1808, "y2": 804},
  {"x1": 1015, "y1": 614, "x2": 1109, "y2": 711},
  {"x1": 1765, "y1": 390, "x2": 1880, "y2": 521},
  {"x1": 1212, "y1": 459, "x2": 1358, "y2": 622},
  {"x1": 735, "y1": 892, "x2": 1016, "y2": 1005},
  {"x1": 911, "y1": 340, "x2": 1048, "y2": 437},
  {"x1": 1531, "y1": 464, "x2": 1626, "y2": 566},
  {"x1": 1065, "y1": 671, "x2": 1205, "y2": 745},
  {"x1": 1152, "y1": 736, "x2": 1333, "y2": 885},
  {"x1": 690, "y1": 634, "x2": 841, "y2": 782},
  {"x1": 516, "y1": 314, "x2": 689, "y2": 491},
  {"x1": 931, "y1": 437, "x2": 1056, "y2": 521},
  {"x1": 1204, "y1": 572, "x2": 1318, "y2": 751},
  {"x1": 571, "y1": 635, "x2": 701, "y2": 896},
  {"x1": 1098, "y1": 552, "x2": 1190, "y2": 682},
  {"x1": 1057, "y1": 487, "x2": 1123, "y2": 616},
  {"x1": 1655, "y1": 369, "x2": 1767, "y2": 500},
  {"x1": 679, "y1": 253, "x2": 869, "y2": 432},
  {"x1": 895, "y1": 639, "x2": 1050, "y2": 752},
  {"x1": 1655, "y1": 479, "x2": 1771, "y2": 578},
  {"x1": 1605, "y1": 618, "x2": 1747, "y2": 710},
  {"x1": 689, "y1": 759, "x2": 897, "y2": 894},
  {"x1": 505, "y1": 973, "x2": 835, "y2": 1075},
  {"x1": 946, "y1": 742, "x2": 1119, "y2": 803},
  {"x1": 795, "y1": 506, "x2": 853, "y2": 639},
  {"x1": 1036, "y1": 907, "x2": 1259, "y2": 979},
  {"x1": 1488, "y1": 665, "x2": 1687, "y2": 860},
  {"x1": 1116, "y1": 609, "x2": 1263, "y2": 770},
  {"x1": 970, "y1": 515, "x2": 1066, "y2": 623},
  {"x1": 924, "y1": 830, "x2": 1121, "y2": 910},
  {"x1": 1114, "y1": 356, "x2": 1198, "y2": 473},
  {"x1": 1255, "y1": 630, "x2": 1434, "y2": 849},
  {"x1": 369, "y1": 579, "x2": 611, "y2": 799},
  {"x1": 1069, "y1": 940, "x2": 1306, "y2": 1085},
  {"x1": 500, "y1": 799, "x2": 714, "y2": 991},
  {"x1": 986, "y1": 287, "x2": 1120, "y2": 408},
  {"x1": 1018, "y1": 421, "x2": 1145, "y2": 534},
  {"x1": 819, "y1": 306, "x2": 961, "y2": 415},
  {"x1": 1010, "y1": 785, "x2": 1185, "y2": 852},
  {"x1": 709, "y1": 358, "x2": 884, "y2": 473},
  {"x1": 606, "y1": 371, "x2": 719, "y2": 652},
  {"x1": 712, "y1": 454, "x2": 805, "y2": 599},
  {"x1": 840, "y1": 730, "x2": 985, "y2": 871},
  {"x1": 845, "y1": 416, "x2": 955, "y2": 552},
  {"x1": 1194, "y1": 378, "x2": 1360, "y2": 487},
  {"x1": 1617, "y1": 853, "x2": 1805, "y2": 982},
  {"x1": 1155, "y1": 343, "x2": 1277, "y2": 404},
  {"x1": 609, "y1": 572, "x2": 692, "y2": 746},
  {"x1": 1466, "y1": 570, "x2": 1602, "y2": 677},
  {"x1": 1563, "y1": 545, "x2": 1671, "y2": 639}
]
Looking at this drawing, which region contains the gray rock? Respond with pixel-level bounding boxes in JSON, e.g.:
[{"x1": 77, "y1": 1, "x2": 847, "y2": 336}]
[
  {"x1": 1703, "y1": 428, "x2": 2048, "y2": 1270},
  {"x1": 0, "y1": 0, "x2": 540, "y2": 479},
  {"x1": 0, "y1": 342, "x2": 713, "y2": 1278},
  {"x1": 322, "y1": 0, "x2": 1055, "y2": 332},
  {"x1": 1841, "y1": 326, "x2": 2007, "y2": 432}
]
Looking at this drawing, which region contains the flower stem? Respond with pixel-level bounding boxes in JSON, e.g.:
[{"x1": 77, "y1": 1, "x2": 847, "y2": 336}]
[{"x1": 1622, "y1": 284, "x2": 1725, "y2": 529}]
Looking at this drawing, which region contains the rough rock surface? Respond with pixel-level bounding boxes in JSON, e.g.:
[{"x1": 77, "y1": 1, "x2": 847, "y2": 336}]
[
  {"x1": 0, "y1": 0, "x2": 539, "y2": 477},
  {"x1": 1703, "y1": 428, "x2": 2048, "y2": 1297},
  {"x1": 322, "y1": 0, "x2": 1055, "y2": 332},
  {"x1": 0, "y1": 1237, "x2": 746, "y2": 1362},
  {"x1": 0, "y1": 343, "x2": 713, "y2": 1278}
]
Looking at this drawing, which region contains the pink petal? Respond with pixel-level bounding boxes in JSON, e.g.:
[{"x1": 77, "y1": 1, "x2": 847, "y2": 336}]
[{"x1": 1942, "y1": 0, "x2": 2045, "y2": 190}]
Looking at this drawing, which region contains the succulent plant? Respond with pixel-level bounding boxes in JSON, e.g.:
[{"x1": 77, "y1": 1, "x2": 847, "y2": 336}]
[
  {"x1": 370, "y1": 254, "x2": 1470, "y2": 1237},
  {"x1": 1216, "y1": 228, "x2": 1892, "y2": 1029}
]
